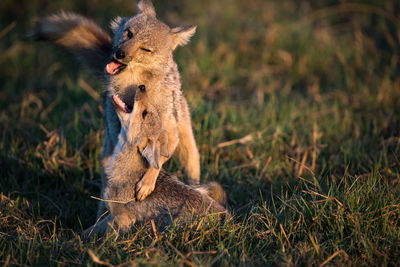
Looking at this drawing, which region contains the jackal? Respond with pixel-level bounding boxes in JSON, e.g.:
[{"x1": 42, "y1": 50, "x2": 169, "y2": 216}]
[
  {"x1": 85, "y1": 86, "x2": 226, "y2": 235},
  {"x1": 32, "y1": 0, "x2": 201, "y2": 217}
]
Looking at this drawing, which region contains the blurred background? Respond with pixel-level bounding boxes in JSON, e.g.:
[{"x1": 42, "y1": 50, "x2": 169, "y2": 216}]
[{"x1": 0, "y1": 0, "x2": 399, "y2": 265}]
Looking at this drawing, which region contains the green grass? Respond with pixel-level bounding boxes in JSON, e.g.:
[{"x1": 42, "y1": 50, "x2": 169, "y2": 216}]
[{"x1": 1, "y1": 0, "x2": 400, "y2": 265}]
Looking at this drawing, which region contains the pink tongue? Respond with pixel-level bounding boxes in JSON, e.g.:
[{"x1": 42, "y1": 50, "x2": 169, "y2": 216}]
[
  {"x1": 105, "y1": 61, "x2": 122, "y2": 75},
  {"x1": 112, "y1": 95, "x2": 128, "y2": 112}
]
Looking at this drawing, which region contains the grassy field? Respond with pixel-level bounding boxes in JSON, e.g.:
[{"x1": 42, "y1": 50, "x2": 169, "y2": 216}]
[{"x1": 1, "y1": 0, "x2": 400, "y2": 265}]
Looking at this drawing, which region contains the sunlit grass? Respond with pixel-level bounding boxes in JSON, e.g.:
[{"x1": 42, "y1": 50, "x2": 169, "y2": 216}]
[{"x1": 1, "y1": 0, "x2": 399, "y2": 265}]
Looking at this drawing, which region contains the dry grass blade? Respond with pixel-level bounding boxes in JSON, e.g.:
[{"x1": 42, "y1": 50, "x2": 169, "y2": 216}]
[
  {"x1": 319, "y1": 250, "x2": 349, "y2": 267},
  {"x1": 85, "y1": 210, "x2": 109, "y2": 238},
  {"x1": 303, "y1": 190, "x2": 343, "y2": 207},
  {"x1": 87, "y1": 249, "x2": 115, "y2": 267},
  {"x1": 288, "y1": 156, "x2": 315, "y2": 177},
  {"x1": 78, "y1": 79, "x2": 100, "y2": 102},
  {"x1": 297, "y1": 149, "x2": 309, "y2": 177},
  {"x1": 0, "y1": 21, "x2": 16, "y2": 40},
  {"x1": 2, "y1": 254, "x2": 10, "y2": 267},
  {"x1": 280, "y1": 224, "x2": 292, "y2": 249},
  {"x1": 165, "y1": 240, "x2": 185, "y2": 258},
  {"x1": 165, "y1": 240, "x2": 197, "y2": 267},
  {"x1": 91, "y1": 196, "x2": 135, "y2": 204},
  {"x1": 217, "y1": 134, "x2": 253, "y2": 148},
  {"x1": 150, "y1": 219, "x2": 159, "y2": 240}
]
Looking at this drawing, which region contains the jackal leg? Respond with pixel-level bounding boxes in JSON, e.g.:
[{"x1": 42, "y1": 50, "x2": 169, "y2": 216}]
[
  {"x1": 83, "y1": 214, "x2": 113, "y2": 238},
  {"x1": 97, "y1": 102, "x2": 120, "y2": 219},
  {"x1": 136, "y1": 130, "x2": 178, "y2": 201},
  {"x1": 176, "y1": 121, "x2": 200, "y2": 184},
  {"x1": 97, "y1": 133, "x2": 113, "y2": 219},
  {"x1": 136, "y1": 163, "x2": 164, "y2": 201}
]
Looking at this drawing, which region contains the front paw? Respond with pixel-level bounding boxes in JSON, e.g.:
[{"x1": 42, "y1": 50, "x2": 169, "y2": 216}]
[{"x1": 136, "y1": 178, "x2": 156, "y2": 201}]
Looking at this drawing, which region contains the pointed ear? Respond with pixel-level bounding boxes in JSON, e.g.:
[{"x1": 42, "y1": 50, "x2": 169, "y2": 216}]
[
  {"x1": 170, "y1": 25, "x2": 197, "y2": 50},
  {"x1": 141, "y1": 139, "x2": 160, "y2": 169},
  {"x1": 159, "y1": 130, "x2": 169, "y2": 158},
  {"x1": 137, "y1": 0, "x2": 156, "y2": 17},
  {"x1": 110, "y1": 16, "x2": 127, "y2": 34}
]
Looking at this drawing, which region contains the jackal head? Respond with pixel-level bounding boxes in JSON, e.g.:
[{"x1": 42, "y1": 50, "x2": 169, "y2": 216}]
[
  {"x1": 115, "y1": 84, "x2": 169, "y2": 169},
  {"x1": 106, "y1": 0, "x2": 196, "y2": 114}
]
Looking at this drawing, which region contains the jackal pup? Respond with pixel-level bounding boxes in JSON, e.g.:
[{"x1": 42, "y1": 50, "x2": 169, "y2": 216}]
[
  {"x1": 86, "y1": 86, "x2": 226, "y2": 235},
  {"x1": 32, "y1": 0, "x2": 201, "y2": 217}
]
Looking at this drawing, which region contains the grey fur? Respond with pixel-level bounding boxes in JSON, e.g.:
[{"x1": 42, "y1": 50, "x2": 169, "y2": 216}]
[
  {"x1": 85, "y1": 87, "x2": 227, "y2": 235},
  {"x1": 31, "y1": 11, "x2": 113, "y2": 75},
  {"x1": 31, "y1": 0, "x2": 201, "y2": 220}
]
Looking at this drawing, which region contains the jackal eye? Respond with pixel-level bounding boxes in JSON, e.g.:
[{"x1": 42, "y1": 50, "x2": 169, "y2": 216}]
[
  {"x1": 142, "y1": 110, "x2": 148, "y2": 119},
  {"x1": 140, "y1": 47, "x2": 152, "y2": 53},
  {"x1": 124, "y1": 29, "x2": 133, "y2": 39},
  {"x1": 127, "y1": 30, "x2": 133, "y2": 39},
  {"x1": 139, "y1": 85, "x2": 146, "y2": 92}
]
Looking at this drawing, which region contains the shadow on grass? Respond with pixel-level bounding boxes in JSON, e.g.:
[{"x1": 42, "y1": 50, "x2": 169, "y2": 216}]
[{"x1": 0, "y1": 148, "x2": 101, "y2": 230}]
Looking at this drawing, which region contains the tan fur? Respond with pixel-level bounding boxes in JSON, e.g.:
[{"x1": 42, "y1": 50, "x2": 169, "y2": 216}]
[
  {"x1": 84, "y1": 87, "x2": 226, "y2": 235},
  {"x1": 105, "y1": 0, "x2": 200, "y2": 206},
  {"x1": 32, "y1": 0, "x2": 201, "y2": 220},
  {"x1": 195, "y1": 182, "x2": 228, "y2": 207}
]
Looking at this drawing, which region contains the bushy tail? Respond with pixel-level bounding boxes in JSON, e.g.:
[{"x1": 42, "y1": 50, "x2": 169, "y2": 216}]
[
  {"x1": 195, "y1": 182, "x2": 227, "y2": 206},
  {"x1": 30, "y1": 12, "x2": 113, "y2": 74}
]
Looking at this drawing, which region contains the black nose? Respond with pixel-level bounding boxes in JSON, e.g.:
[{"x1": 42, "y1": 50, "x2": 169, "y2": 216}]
[
  {"x1": 115, "y1": 49, "x2": 125, "y2": 59},
  {"x1": 126, "y1": 104, "x2": 133, "y2": 113}
]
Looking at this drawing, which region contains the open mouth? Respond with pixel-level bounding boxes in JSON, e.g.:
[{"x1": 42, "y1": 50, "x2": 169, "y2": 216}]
[
  {"x1": 112, "y1": 94, "x2": 133, "y2": 113},
  {"x1": 105, "y1": 59, "x2": 127, "y2": 75}
]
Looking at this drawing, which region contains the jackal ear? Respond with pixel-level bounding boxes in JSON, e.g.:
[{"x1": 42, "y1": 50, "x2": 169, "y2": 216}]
[
  {"x1": 170, "y1": 25, "x2": 197, "y2": 50},
  {"x1": 137, "y1": 0, "x2": 156, "y2": 17},
  {"x1": 159, "y1": 130, "x2": 169, "y2": 158},
  {"x1": 110, "y1": 16, "x2": 128, "y2": 34},
  {"x1": 142, "y1": 139, "x2": 160, "y2": 169}
]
